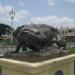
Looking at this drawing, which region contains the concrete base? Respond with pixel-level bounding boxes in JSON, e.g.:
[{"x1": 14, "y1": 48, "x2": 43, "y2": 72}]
[{"x1": 0, "y1": 54, "x2": 75, "y2": 75}]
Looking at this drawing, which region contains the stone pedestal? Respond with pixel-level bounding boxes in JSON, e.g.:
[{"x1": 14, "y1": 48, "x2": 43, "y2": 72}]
[{"x1": 0, "y1": 54, "x2": 75, "y2": 75}]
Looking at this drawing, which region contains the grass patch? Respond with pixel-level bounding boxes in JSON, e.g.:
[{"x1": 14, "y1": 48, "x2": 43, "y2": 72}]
[
  {"x1": 0, "y1": 39, "x2": 17, "y2": 46},
  {"x1": 69, "y1": 47, "x2": 75, "y2": 54},
  {"x1": 0, "y1": 66, "x2": 2, "y2": 73}
]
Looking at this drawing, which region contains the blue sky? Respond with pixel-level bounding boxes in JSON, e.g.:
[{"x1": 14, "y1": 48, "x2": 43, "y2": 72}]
[{"x1": 0, "y1": 0, "x2": 75, "y2": 28}]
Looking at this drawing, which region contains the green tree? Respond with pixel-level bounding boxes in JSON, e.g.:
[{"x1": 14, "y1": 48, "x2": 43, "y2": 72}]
[{"x1": 0, "y1": 23, "x2": 13, "y2": 37}]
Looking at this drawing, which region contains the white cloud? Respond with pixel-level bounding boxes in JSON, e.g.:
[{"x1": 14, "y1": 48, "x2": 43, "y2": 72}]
[
  {"x1": 48, "y1": 0, "x2": 57, "y2": 7},
  {"x1": 0, "y1": 4, "x2": 13, "y2": 22},
  {"x1": 0, "y1": 4, "x2": 30, "y2": 22},
  {"x1": 65, "y1": 0, "x2": 75, "y2": 4},
  {"x1": 29, "y1": 16, "x2": 75, "y2": 28},
  {"x1": 0, "y1": 4, "x2": 31, "y2": 28},
  {"x1": 0, "y1": 5, "x2": 13, "y2": 13},
  {"x1": 14, "y1": 10, "x2": 30, "y2": 21}
]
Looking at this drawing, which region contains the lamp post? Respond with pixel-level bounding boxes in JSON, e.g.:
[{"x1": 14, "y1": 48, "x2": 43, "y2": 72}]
[{"x1": 9, "y1": 8, "x2": 15, "y2": 43}]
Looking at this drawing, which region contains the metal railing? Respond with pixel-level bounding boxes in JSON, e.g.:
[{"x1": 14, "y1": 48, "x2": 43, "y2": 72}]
[{"x1": 0, "y1": 45, "x2": 16, "y2": 55}]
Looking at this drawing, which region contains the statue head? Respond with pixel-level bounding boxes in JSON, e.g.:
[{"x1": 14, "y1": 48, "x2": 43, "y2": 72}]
[{"x1": 13, "y1": 25, "x2": 24, "y2": 39}]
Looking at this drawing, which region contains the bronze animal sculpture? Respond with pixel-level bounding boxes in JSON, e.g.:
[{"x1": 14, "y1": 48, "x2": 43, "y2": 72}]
[
  {"x1": 13, "y1": 24, "x2": 60, "y2": 53},
  {"x1": 56, "y1": 39, "x2": 66, "y2": 50},
  {"x1": 52, "y1": 39, "x2": 66, "y2": 50}
]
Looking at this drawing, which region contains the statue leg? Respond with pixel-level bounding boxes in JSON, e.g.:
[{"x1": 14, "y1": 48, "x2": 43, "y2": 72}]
[
  {"x1": 22, "y1": 45, "x2": 27, "y2": 51},
  {"x1": 15, "y1": 42, "x2": 21, "y2": 53},
  {"x1": 63, "y1": 44, "x2": 66, "y2": 50}
]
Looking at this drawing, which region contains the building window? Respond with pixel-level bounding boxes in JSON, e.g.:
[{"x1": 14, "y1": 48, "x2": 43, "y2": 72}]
[{"x1": 54, "y1": 70, "x2": 64, "y2": 75}]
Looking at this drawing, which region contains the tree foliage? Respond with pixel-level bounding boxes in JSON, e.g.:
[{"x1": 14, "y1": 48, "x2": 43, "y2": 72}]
[{"x1": 0, "y1": 23, "x2": 12, "y2": 37}]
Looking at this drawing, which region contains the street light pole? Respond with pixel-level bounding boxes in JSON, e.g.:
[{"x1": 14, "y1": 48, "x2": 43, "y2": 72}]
[{"x1": 9, "y1": 8, "x2": 15, "y2": 43}]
